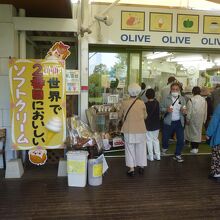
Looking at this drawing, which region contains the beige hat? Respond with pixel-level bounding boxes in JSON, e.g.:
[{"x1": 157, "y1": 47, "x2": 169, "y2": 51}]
[{"x1": 128, "y1": 83, "x2": 141, "y2": 97}]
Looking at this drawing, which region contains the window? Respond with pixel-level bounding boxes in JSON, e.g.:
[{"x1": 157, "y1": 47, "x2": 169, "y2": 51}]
[{"x1": 89, "y1": 52, "x2": 128, "y2": 106}]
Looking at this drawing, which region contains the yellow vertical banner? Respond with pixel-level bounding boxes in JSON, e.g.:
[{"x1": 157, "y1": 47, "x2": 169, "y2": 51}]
[{"x1": 9, "y1": 59, "x2": 66, "y2": 150}]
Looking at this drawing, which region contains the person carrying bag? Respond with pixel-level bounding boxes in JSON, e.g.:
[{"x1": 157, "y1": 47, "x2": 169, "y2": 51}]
[{"x1": 119, "y1": 83, "x2": 147, "y2": 177}]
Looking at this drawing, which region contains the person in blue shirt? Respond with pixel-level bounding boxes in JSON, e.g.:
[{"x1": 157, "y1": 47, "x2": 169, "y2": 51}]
[{"x1": 206, "y1": 104, "x2": 220, "y2": 181}]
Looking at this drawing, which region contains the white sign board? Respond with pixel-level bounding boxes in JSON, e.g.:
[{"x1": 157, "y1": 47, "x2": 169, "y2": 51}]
[
  {"x1": 210, "y1": 76, "x2": 220, "y2": 84},
  {"x1": 89, "y1": 5, "x2": 220, "y2": 49},
  {"x1": 66, "y1": 69, "x2": 80, "y2": 95}
]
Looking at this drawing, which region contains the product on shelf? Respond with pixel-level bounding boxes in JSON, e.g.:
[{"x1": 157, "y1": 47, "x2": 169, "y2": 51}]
[{"x1": 66, "y1": 116, "x2": 103, "y2": 153}]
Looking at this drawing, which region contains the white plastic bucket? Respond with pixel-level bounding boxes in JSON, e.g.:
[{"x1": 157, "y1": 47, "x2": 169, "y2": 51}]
[
  {"x1": 88, "y1": 158, "x2": 103, "y2": 186},
  {"x1": 66, "y1": 151, "x2": 89, "y2": 187}
]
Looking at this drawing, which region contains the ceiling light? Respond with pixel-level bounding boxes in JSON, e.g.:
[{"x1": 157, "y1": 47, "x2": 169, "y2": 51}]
[
  {"x1": 146, "y1": 52, "x2": 172, "y2": 60},
  {"x1": 71, "y1": 0, "x2": 78, "y2": 3},
  {"x1": 169, "y1": 55, "x2": 203, "y2": 62},
  {"x1": 178, "y1": 59, "x2": 215, "y2": 71}
]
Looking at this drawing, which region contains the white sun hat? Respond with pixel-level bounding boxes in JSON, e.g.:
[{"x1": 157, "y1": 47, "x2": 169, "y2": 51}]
[{"x1": 128, "y1": 83, "x2": 141, "y2": 97}]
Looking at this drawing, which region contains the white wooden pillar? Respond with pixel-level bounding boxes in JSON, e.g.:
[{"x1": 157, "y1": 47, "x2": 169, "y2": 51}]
[
  {"x1": 19, "y1": 9, "x2": 26, "y2": 59},
  {"x1": 79, "y1": 0, "x2": 89, "y2": 122},
  {"x1": 0, "y1": 4, "x2": 19, "y2": 166}
]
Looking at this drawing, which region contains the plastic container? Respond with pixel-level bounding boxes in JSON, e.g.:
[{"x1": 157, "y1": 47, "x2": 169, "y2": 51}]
[
  {"x1": 66, "y1": 151, "x2": 89, "y2": 187},
  {"x1": 88, "y1": 158, "x2": 103, "y2": 186}
]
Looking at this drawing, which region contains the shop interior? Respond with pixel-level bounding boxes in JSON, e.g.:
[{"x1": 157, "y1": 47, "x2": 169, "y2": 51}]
[
  {"x1": 87, "y1": 48, "x2": 219, "y2": 152},
  {"x1": 89, "y1": 49, "x2": 220, "y2": 107}
]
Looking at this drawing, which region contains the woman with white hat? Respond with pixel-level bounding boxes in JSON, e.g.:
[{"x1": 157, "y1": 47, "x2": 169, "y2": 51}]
[{"x1": 119, "y1": 83, "x2": 147, "y2": 176}]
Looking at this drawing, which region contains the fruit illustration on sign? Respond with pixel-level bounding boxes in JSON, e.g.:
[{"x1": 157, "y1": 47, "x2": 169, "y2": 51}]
[
  {"x1": 126, "y1": 15, "x2": 140, "y2": 26},
  {"x1": 183, "y1": 19, "x2": 193, "y2": 28}
]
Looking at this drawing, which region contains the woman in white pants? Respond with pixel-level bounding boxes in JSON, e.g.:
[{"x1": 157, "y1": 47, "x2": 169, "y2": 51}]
[
  {"x1": 120, "y1": 83, "x2": 147, "y2": 176},
  {"x1": 145, "y1": 89, "x2": 161, "y2": 161}
]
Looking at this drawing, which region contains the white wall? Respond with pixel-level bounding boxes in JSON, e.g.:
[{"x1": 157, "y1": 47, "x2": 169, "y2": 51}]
[{"x1": 0, "y1": 4, "x2": 18, "y2": 168}]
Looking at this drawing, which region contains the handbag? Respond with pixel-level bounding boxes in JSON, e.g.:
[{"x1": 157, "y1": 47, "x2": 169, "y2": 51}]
[{"x1": 120, "y1": 98, "x2": 138, "y2": 135}]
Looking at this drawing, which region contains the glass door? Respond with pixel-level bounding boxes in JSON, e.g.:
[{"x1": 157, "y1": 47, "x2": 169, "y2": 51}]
[{"x1": 128, "y1": 53, "x2": 142, "y2": 85}]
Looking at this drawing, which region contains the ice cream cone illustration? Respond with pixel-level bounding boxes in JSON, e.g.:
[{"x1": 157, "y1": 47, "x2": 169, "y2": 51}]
[
  {"x1": 158, "y1": 18, "x2": 164, "y2": 28},
  {"x1": 45, "y1": 117, "x2": 62, "y2": 146}
]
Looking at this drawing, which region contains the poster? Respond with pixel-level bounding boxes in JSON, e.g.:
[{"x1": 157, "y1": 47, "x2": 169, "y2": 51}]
[
  {"x1": 9, "y1": 59, "x2": 66, "y2": 150},
  {"x1": 149, "y1": 12, "x2": 173, "y2": 32},
  {"x1": 177, "y1": 14, "x2": 199, "y2": 33},
  {"x1": 204, "y1": 15, "x2": 220, "y2": 34},
  {"x1": 66, "y1": 69, "x2": 80, "y2": 95},
  {"x1": 210, "y1": 75, "x2": 220, "y2": 84},
  {"x1": 121, "y1": 11, "x2": 145, "y2": 31}
]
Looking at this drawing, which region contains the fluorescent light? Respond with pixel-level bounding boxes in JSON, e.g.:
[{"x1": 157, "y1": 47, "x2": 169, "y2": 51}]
[
  {"x1": 169, "y1": 55, "x2": 203, "y2": 62},
  {"x1": 178, "y1": 59, "x2": 215, "y2": 70},
  {"x1": 71, "y1": 0, "x2": 78, "y2": 3},
  {"x1": 146, "y1": 52, "x2": 172, "y2": 60}
]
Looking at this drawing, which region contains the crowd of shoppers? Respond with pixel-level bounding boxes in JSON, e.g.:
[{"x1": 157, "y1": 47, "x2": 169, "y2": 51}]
[{"x1": 120, "y1": 78, "x2": 220, "y2": 180}]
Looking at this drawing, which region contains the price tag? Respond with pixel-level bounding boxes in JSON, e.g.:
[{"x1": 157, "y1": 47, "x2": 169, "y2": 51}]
[
  {"x1": 67, "y1": 160, "x2": 85, "y2": 174},
  {"x1": 93, "y1": 164, "x2": 103, "y2": 177}
]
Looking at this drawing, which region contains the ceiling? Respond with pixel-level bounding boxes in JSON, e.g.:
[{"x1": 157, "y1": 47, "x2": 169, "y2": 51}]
[
  {"x1": 0, "y1": 0, "x2": 72, "y2": 18},
  {"x1": 1, "y1": 0, "x2": 220, "y2": 19},
  {"x1": 0, "y1": 0, "x2": 75, "y2": 53}
]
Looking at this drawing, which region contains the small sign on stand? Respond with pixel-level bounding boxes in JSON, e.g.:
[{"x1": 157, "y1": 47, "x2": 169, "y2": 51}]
[
  {"x1": 107, "y1": 94, "x2": 119, "y2": 104},
  {"x1": 66, "y1": 69, "x2": 80, "y2": 95}
]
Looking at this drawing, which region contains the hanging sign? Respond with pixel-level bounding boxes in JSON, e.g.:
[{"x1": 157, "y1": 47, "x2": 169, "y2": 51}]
[
  {"x1": 9, "y1": 59, "x2": 66, "y2": 151},
  {"x1": 46, "y1": 41, "x2": 71, "y2": 60}
]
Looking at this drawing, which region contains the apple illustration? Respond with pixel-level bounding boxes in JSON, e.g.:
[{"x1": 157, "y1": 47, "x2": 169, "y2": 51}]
[
  {"x1": 183, "y1": 19, "x2": 193, "y2": 28},
  {"x1": 126, "y1": 16, "x2": 136, "y2": 26}
]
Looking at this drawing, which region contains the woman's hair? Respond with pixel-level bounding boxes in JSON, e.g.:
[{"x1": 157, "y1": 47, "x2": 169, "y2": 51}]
[
  {"x1": 141, "y1": 82, "x2": 146, "y2": 90},
  {"x1": 192, "y1": 86, "x2": 201, "y2": 95},
  {"x1": 145, "y1": 88, "x2": 155, "y2": 99},
  {"x1": 167, "y1": 76, "x2": 176, "y2": 85},
  {"x1": 170, "y1": 82, "x2": 181, "y2": 89}
]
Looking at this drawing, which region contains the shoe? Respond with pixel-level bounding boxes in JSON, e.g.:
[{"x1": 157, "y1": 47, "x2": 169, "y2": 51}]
[
  {"x1": 173, "y1": 155, "x2": 184, "y2": 163},
  {"x1": 147, "y1": 155, "x2": 154, "y2": 161},
  {"x1": 208, "y1": 174, "x2": 220, "y2": 182},
  {"x1": 190, "y1": 149, "x2": 198, "y2": 154},
  {"x1": 126, "y1": 170, "x2": 135, "y2": 177},
  {"x1": 154, "y1": 157, "x2": 161, "y2": 161},
  {"x1": 161, "y1": 148, "x2": 168, "y2": 156},
  {"x1": 138, "y1": 167, "x2": 144, "y2": 175},
  {"x1": 154, "y1": 155, "x2": 161, "y2": 161}
]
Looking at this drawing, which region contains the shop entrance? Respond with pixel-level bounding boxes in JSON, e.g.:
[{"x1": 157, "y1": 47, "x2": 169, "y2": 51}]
[{"x1": 89, "y1": 46, "x2": 220, "y2": 105}]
